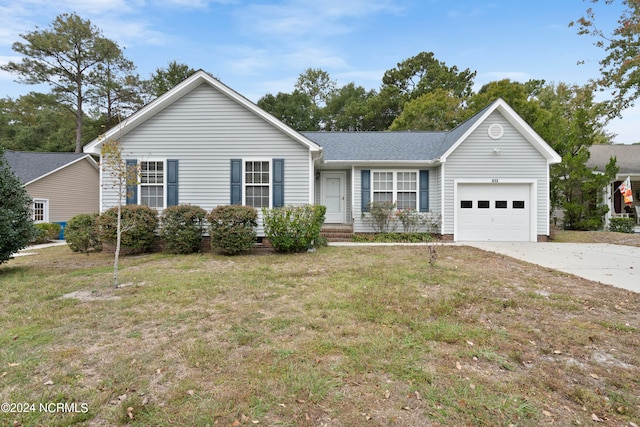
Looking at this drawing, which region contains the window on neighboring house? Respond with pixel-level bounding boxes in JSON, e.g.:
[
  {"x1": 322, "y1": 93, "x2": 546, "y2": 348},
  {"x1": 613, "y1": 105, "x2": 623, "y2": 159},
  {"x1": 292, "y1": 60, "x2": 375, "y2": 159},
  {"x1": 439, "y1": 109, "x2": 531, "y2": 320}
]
[
  {"x1": 32, "y1": 199, "x2": 48, "y2": 223},
  {"x1": 372, "y1": 171, "x2": 418, "y2": 209},
  {"x1": 245, "y1": 160, "x2": 270, "y2": 208},
  {"x1": 140, "y1": 161, "x2": 164, "y2": 208}
]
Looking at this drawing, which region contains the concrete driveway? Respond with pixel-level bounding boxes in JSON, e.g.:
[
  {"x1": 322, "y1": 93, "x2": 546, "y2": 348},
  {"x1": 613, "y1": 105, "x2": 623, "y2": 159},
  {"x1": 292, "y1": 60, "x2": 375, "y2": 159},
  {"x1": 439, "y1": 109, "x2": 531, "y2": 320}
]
[{"x1": 464, "y1": 242, "x2": 640, "y2": 293}]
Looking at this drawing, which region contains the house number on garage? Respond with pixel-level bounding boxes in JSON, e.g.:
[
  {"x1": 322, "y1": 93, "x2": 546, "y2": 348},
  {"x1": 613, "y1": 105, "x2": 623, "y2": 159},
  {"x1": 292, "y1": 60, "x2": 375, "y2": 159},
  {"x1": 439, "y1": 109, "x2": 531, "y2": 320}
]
[{"x1": 492, "y1": 179, "x2": 499, "y2": 183}]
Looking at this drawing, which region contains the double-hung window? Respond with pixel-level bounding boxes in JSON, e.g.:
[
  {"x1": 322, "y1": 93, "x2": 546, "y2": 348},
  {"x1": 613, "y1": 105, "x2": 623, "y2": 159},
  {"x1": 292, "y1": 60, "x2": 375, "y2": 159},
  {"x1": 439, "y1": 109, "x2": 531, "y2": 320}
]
[
  {"x1": 32, "y1": 199, "x2": 48, "y2": 223},
  {"x1": 372, "y1": 171, "x2": 418, "y2": 210},
  {"x1": 245, "y1": 160, "x2": 270, "y2": 208},
  {"x1": 140, "y1": 160, "x2": 164, "y2": 208}
]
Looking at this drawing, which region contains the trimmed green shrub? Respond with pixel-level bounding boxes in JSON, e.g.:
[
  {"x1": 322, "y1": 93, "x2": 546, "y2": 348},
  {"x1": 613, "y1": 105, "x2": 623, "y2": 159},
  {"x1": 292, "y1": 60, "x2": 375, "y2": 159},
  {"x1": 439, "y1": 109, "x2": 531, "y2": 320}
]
[
  {"x1": 207, "y1": 205, "x2": 258, "y2": 255},
  {"x1": 97, "y1": 205, "x2": 159, "y2": 254},
  {"x1": 262, "y1": 204, "x2": 326, "y2": 253},
  {"x1": 31, "y1": 223, "x2": 62, "y2": 244},
  {"x1": 160, "y1": 204, "x2": 207, "y2": 254},
  {"x1": 65, "y1": 213, "x2": 101, "y2": 254},
  {"x1": 609, "y1": 217, "x2": 635, "y2": 233}
]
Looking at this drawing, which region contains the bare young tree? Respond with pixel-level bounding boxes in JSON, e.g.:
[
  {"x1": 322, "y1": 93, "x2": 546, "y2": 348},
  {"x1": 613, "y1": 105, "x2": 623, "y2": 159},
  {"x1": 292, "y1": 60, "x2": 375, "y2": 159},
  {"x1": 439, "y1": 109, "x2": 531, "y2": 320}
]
[{"x1": 100, "y1": 139, "x2": 139, "y2": 286}]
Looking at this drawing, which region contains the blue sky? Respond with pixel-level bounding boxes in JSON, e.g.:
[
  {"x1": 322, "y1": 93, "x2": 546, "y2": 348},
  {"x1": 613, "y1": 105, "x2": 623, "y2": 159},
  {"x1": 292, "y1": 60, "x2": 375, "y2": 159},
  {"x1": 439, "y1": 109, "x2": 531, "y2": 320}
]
[{"x1": 0, "y1": 0, "x2": 636, "y2": 143}]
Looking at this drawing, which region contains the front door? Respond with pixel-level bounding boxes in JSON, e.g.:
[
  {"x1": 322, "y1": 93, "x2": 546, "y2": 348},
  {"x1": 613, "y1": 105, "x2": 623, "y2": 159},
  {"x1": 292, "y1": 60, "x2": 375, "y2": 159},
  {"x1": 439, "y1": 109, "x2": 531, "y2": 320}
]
[{"x1": 322, "y1": 172, "x2": 346, "y2": 223}]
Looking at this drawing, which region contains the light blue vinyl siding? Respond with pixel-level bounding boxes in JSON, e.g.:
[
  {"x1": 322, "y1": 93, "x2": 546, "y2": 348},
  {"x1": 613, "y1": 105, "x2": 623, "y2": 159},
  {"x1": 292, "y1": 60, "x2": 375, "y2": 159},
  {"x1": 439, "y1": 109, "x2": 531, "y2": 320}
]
[
  {"x1": 442, "y1": 111, "x2": 550, "y2": 236},
  {"x1": 101, "y1": 83, "x2": 312, "y2": 232},
  {"x1": 353, "y1": 166, "x2": 441, "y2": 233}
]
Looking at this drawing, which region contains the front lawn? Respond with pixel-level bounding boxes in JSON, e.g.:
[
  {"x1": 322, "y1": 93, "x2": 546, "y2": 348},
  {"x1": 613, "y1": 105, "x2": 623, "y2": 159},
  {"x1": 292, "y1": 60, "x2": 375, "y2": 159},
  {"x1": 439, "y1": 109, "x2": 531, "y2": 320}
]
[{"x1": 1, "y1": 245, "x2": 638, "y2": 426}]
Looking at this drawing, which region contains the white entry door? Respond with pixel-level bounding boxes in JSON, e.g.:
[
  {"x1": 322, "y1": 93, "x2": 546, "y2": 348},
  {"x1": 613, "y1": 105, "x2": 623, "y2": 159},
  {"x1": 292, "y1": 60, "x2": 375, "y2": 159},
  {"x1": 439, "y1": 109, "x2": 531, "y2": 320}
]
[{"x1": 322, "y1": 172, "x2": 346, "y2": 223}]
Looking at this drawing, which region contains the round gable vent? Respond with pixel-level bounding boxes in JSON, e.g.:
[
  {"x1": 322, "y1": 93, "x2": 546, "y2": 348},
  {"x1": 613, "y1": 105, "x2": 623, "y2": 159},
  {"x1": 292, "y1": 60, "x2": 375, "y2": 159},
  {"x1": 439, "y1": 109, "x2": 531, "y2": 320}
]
[{"x1": 488, "y1": 123, "x2": 504, "y2": 140}]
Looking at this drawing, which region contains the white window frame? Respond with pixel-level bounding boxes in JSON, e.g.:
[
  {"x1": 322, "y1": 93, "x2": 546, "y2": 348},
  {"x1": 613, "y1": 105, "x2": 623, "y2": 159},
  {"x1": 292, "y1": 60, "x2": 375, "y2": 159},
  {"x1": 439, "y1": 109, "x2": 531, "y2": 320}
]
[
  {"x1": 371, "y1": 170, "x2": 419, "y2": 210},
  {"x1": 32, "y1": 198, "x2": 49, "y2": 223},
  {"x1": 139, "y1": 159, "x2": 166, "y2": 210},
  {"x1": 243, "y1": 159, "x2": 272, "y2": 209}
]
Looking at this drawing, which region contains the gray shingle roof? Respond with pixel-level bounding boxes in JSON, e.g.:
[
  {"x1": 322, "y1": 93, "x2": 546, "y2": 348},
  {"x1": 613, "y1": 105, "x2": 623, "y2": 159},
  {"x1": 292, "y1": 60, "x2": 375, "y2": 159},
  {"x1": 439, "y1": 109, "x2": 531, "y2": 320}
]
[
  {"x1": 587, "y1": 144, "x2": 640, "y2": 174},
  {"x1": 302, "y1": 100, "x2": 496, "y2": 162},
  {"x1": 3, "y1": 150, "x2": 92, "y2": 184},
  {"x1": 302, "y1": 131, "x2": 450, "y2": 161}
]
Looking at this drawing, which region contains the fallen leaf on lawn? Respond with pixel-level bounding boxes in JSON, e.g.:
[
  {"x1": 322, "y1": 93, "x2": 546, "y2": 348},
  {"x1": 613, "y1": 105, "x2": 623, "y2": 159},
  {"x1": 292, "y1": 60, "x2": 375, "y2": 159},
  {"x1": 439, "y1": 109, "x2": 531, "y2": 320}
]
[
  {"x1": 542, "y1": 410, "x2": 552, "y2": 417},
  {"x1": 466, "y1": 340, "x2": 474, "y2": 346},
  {"x1": 118, "y1": 394, "x2": 127, "y2": 401},
  {"x1": 187, "y1": 390, "x2": 194, "y2": 396},
  {"x1": 456, "y1": 362, "x2": 462, "y2": 370},
  {"x1": 127, "y1": 407, "x2": 134, "y2": 420},
  {"x1": 384, "y1": 390, "x2": 390, "y2": 399},
  {"x1": 44, "y1": 380, "x2": 54, "y2": 386},
  {"x1": 591, "y1": 413, "x2": 602, "y2": 422},
  {"x1": 414, "y1": 391, "x2": 422, "y2": 400},
  {"x1": 278, "y1": 403, "x2": 286, "y2": 408},
  {"x1": 296, "y1": 399, "x2": 306, "y2": 404},
  {"x1": 402, "y1": 406, "x2": 411, "y2": 411},
  {"x1": 141, "y1": 396, "x2": 149, "y2": 406},
  {"x1": 232, "y1": 420, "x2": 241, "y2": 427},
  {"x1": 305, "y1": 413, "x2": 310, "y2": 421},
  {"x1": 553, "y1": 350, "x2": 562, "y2": 355},
  {"x1": 8, "y1": 363, "x2": 20, "y2": 367},
  {"x1": 590, "y1": 373, "x2": 599, "y2": 379}
]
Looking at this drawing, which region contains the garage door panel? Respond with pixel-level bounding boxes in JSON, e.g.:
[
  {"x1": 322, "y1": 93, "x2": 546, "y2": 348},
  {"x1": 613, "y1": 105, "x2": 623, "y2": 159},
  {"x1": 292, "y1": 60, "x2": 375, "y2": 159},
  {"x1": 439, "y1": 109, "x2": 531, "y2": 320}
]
[{"x1": 457, "y1": 184, "x2": 531, "y2": 242}]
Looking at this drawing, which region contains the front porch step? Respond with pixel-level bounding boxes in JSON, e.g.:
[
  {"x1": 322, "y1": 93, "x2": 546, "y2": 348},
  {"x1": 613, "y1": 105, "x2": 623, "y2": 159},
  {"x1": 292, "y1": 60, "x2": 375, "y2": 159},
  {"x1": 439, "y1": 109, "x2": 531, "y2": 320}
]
[{"x1": 321, "y1": 224, "x2": 354, "y2": 242}]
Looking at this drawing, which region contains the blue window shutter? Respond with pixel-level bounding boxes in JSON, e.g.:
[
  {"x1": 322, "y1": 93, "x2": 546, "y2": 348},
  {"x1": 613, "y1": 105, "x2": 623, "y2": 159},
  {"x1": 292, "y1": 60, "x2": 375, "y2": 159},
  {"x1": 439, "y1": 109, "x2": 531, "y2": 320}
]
[
  {"x1": 361, "y1": 169, "x2": 371, "y2": 212},
  {"x1": 419, "y1": 170, "x2": 429, "y2": 212},
  {"x1": 273, "y1": 158, "x2": 285, "y2": 207},
  {"x1": 126, "y1": 159, "x2": 138, "y2": 205},
  {"x1": 167, "y1": 159, "x2": 179, "y2": 206},
  {"x1": 230, "y1": 159, "x2": 242, "y2": 204}
]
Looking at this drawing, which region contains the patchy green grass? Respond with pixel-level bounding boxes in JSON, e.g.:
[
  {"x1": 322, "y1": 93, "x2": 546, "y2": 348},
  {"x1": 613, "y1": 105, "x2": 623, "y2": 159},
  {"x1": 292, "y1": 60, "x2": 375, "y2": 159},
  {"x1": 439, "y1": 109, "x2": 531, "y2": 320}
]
[{"x1": 0, "y1": 244, "x2": 639, "y2": 426}]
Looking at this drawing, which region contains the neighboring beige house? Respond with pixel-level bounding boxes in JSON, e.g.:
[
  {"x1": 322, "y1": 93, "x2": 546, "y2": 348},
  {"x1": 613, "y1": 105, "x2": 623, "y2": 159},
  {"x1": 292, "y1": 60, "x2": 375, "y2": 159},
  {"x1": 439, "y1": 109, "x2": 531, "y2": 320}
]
[{"x1": 4, "y1": 150, "x2": 99, "y2": 236}]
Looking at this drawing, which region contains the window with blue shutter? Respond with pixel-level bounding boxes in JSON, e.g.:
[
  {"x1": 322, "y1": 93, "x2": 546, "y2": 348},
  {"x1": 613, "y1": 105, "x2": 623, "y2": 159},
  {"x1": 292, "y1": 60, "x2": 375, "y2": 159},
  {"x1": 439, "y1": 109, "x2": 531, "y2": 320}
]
[
  {"x1": 230, "y1": 159, "x2": 242, "y2": 204},
  {"x1": 125, "y1": 159, "x2": 138, "y2": 205},
  {"x1": 361, "y1": 169, "x2": 371, "y2": 212},
  {"x1": 167, "y1": 159, "x2": 179, "y2": 207},
  {"x1": 273, "y1": 158, "x2": 284, "y2": 208},
  {"x1": 419, "y1": 170, "x2": 429, "y2": 212}
]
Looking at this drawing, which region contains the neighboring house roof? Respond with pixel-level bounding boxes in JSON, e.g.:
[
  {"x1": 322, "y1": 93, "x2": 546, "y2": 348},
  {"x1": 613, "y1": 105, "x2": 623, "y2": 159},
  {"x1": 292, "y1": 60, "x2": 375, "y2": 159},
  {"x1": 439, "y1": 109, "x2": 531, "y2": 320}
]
[
  {"x1": 587, "y1": 144, "x2": 640, "y2": 175},
  {"x1": 3, "y1": 150, "x2": 98, "y2": 186},
  {"x1": 305, "y1": 98, "x2": 562, "y2": 164},
  {"x1": 83, "y1": 70, "x2": 322, "y2": 155}
]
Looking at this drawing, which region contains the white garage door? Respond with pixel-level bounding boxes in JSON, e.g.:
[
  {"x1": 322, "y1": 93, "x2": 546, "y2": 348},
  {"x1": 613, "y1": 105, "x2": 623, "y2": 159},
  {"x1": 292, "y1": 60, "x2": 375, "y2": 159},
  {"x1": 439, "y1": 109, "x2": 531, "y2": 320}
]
[{"x1": 456, "y1": 183, "x2": 532, "y2": 241}]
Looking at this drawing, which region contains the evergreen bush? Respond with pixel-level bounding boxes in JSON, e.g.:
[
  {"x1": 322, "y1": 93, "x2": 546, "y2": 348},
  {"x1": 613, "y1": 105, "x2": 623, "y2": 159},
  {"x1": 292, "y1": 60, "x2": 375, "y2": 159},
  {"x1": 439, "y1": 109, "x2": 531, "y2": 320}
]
[
  {"x1": 65, "y1": 213, "x2": 101, "y2": 254},
  {"x1": 207, "y1": 205, "x2": 257, "y2": 255},
  {"x1": 160, "y1": 204, "x2": 207, "y2": 254},
  {"x1": 31, "y1": 222, "x2": 62, "y2": 244},
  {"x1": 97, "y1": 205, "x2": 158, "y2": 254},
  {"x1": 0, "y1": 149, "x2": 35, "y2": 264},
  {"x1": 609, "y1": 217, "x2": 635, "y2": 234},
  {"x1": 262, "y1": 205, "x2": 326, "y2": 253}
]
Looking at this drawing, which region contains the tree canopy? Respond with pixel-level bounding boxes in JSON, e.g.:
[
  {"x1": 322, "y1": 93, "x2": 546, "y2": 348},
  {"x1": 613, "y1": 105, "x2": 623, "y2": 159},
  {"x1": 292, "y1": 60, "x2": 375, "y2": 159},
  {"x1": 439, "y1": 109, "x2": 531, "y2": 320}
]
[
  {"x1": 1, "y1": 13, "x2": 134, "y2": 153},
  {"x1": 572, "y1": 0, "x2": 640, "y2": 117}
]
